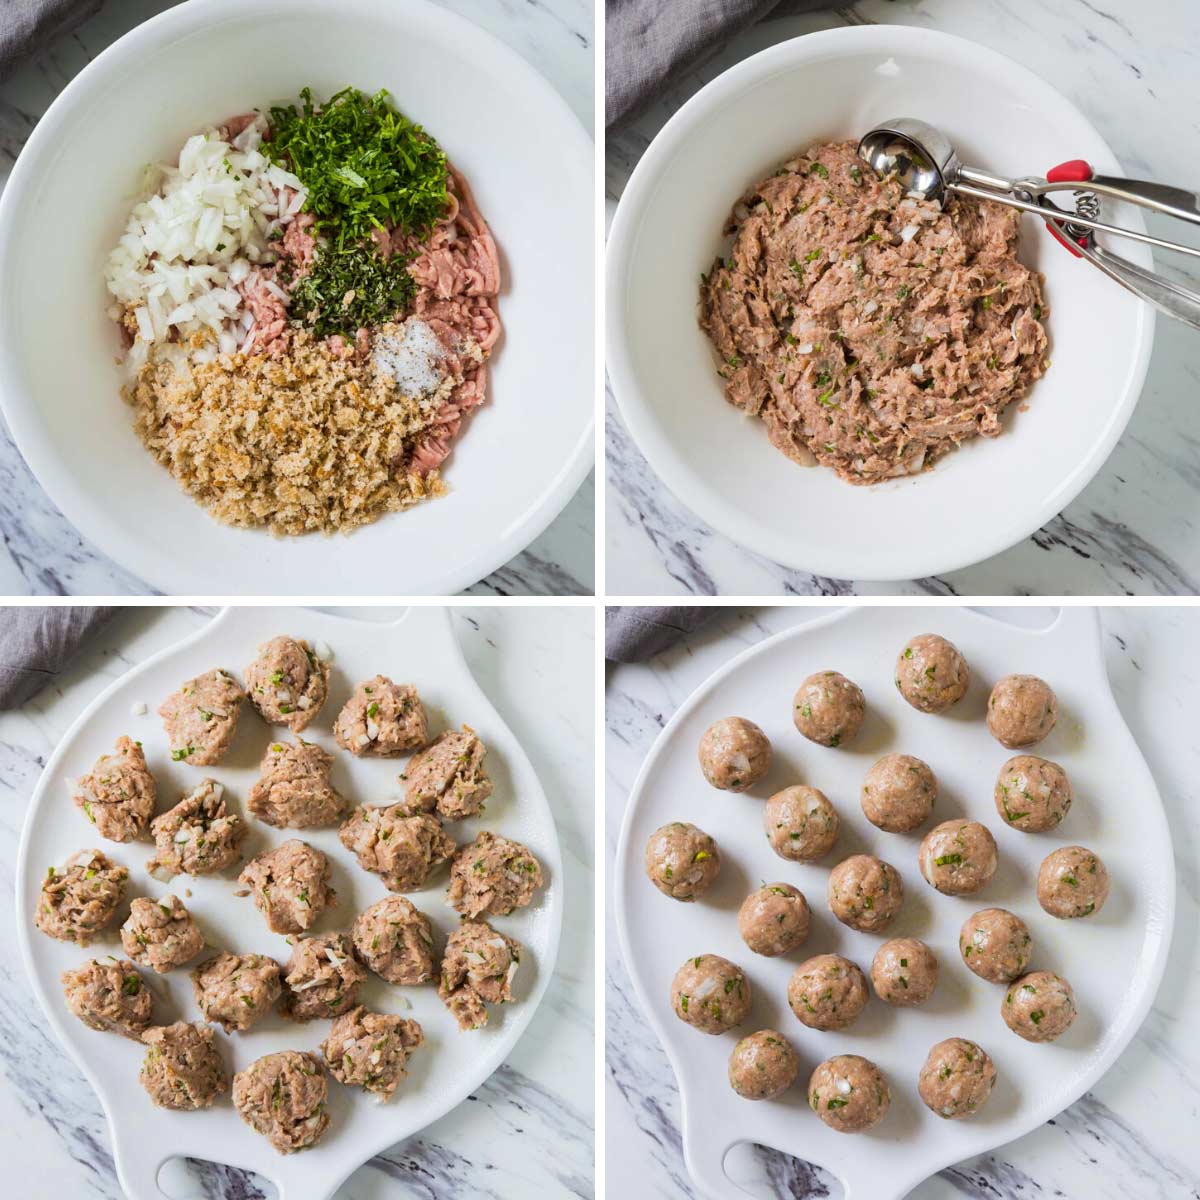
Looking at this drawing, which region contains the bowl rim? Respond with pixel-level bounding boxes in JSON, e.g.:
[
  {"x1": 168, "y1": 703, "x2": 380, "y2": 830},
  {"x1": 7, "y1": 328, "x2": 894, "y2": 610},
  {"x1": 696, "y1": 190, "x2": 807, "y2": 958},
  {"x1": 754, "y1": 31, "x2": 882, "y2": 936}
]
[{"x1": 606, "y1": 23, "x2": 1155, "y2": 582}]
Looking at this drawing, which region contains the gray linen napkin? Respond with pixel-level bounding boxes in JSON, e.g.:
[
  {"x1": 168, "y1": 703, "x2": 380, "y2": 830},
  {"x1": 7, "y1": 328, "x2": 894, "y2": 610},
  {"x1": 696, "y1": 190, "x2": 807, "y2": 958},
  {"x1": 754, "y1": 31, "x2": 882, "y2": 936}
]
[
  {"x1": 0, "y1": 607, "x2": 118, "y2": 708},
  {"x1": 606, "y1": 606, "x2": 716, "y2": 662},
  {"x1": 1, "y1": 0, "x2": 100, "y2": 81}
]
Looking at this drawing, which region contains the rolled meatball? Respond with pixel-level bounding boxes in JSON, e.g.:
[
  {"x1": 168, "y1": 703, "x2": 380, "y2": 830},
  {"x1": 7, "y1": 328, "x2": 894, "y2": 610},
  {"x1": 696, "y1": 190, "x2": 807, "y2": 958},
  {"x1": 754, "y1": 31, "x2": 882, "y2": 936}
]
[
  {"x1": 670, "y1": 954, "x2": 751, "y2": 1035},
  {"x1": 402, "y1": 725, "x2": 492, "y2": 820},
  {"x1": 918, "y1": 1038, "x2": 996, "y2": 1119},
  {"x1": 959, "y1": 908, "x2": 1032, "y2": 983},
  {"x1": 1037, "y1": 846, "x2": 1110, "y2": 919},
  {"x1": 146, "y1": 779, "x2": 246, "y2": 879},
  {"x1": 121, "y1": 894, "x2": 205, "y2": 973},
  {"x1": 334, "y1": 676, "x2": 428, "y2": 757},
  {"x1": 233, "y1": 1051, "x2": 329, "y2": 1154},
  {"x1": 351, "y1": 895, "x2": 435, "y2": 985},
  {"x1": 61, "y1": 958, "x2": 152, "y2": 1039},
  {"x1": 36, "y1": 849, "x2": 128, "y2": 945},
  {"x1": 871, "y1": 938, "x2": 937, "y2": 1006},
  {"x1": 828, "y1": 855, "x2": 903, "y2": 933},
  {"x1": 158, "y1": 669, "x2": 245, "y2": 766},
  {"x1": 895, "y1": 634, "x2": 970, "y2": 714},
  {"x1": 244, "y1": 636, "x2": 329, "y2": 732},
  {"x1": 238, "y1": 840, "x2": 336, "y2": 935},
  {"x1": 1003, "y1": 971, "x2": 1077, "y2": 1042},
  {"x1": 764, "y1": 785, "x2": 839, "y2": 862},
  {"x1": 698, "y1": 717, "x2": 772, "y2": 792},
  {"x1": 247, "y1": 738, "x2": 347, "y2": 829},
  {"x1": 339, "y1": 805, "x2": 455, "y2": 893},
  {"x1": 738, "y1": 883, "x2": 810, "y2": 957},
  {"x1": 861, "y1": 754, "x2": 937, "y2": 833},
  {"x1": 987, "y1": 674, "x2": 1058, "y2": 749},
  {"x1": 140, "y1": 1021, "x2": 228, "y2": 1110},
  {"x1": 281, "y1": 933, "x2": 366, "y2": 1021},
  {"x1": 191, "y1": 952, "x2": 282, "y2": 1033},
  {"x1": 728, "y1": 1030, "x2": 799, "y2": 1100},
  {"x1": 321, "y1": 1006, "x2": 423, "y2": 1101},
  {"x1": 919, "y1": 820, "x2": 998, "y2": 896},
  {"x1": 995, "y1": 756, "x2": 1072, "y2": 832},
  {"x1": 787, "y1": 954, "x2": 868, "y2": 1031},
  {"x1": 447, "y1": 831, "x2": 544, "y2": 918},
  {"x1": 793, "y1": 672, "x2": 865, "y2": 748},
  {"x1": 72, "y1": 736, "x2": 156, "y2": 843},
  {"x1": 644, "y1": 822, "x2": 720, "y2": 901},
  {"x1": 809, "y1": 1055, "x2": 890, "y2": 1134},
  {"x1": 439, "y1": 920, "x2": 523, "y2": 1030}
]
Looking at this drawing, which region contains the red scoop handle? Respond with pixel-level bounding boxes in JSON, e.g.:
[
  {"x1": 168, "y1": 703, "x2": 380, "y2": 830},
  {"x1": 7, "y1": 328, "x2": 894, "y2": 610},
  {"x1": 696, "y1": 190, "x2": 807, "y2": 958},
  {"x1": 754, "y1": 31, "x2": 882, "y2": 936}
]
[{"x1": 1043, "y1": 159, "x2": 1095, "y2": 256}]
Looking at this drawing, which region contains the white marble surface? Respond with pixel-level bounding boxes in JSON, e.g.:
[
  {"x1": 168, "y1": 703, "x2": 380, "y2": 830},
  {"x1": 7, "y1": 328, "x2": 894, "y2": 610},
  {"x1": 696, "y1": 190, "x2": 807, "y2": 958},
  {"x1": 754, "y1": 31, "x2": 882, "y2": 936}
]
[
  {"x1": 0, "y1": 0, "x2": 595, "y2": 597},
  {"x1": 605, "y1": 605, "x2": 1200, "y2": 1198},
  {"x1": 0, "y1": 604, "x2": 595, "y2": 1198},
  {"x1": 606, "y1": 0, "x2": 1200, "y2": 596}
]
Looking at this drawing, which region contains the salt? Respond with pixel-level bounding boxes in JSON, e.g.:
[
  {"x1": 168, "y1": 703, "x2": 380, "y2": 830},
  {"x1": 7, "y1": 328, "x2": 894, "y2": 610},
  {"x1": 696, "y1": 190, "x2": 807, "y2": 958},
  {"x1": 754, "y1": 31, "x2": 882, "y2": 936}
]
[{"x1": 373, "y1": 319, "x2": 446, "y2": 397}]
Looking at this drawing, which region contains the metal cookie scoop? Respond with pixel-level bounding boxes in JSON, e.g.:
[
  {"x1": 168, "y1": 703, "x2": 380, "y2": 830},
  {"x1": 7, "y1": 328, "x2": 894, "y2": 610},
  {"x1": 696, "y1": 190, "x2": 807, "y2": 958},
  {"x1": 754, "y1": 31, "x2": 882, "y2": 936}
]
[{"x1": 858, "y1": 117, "x2": 1200, "y2": 330}]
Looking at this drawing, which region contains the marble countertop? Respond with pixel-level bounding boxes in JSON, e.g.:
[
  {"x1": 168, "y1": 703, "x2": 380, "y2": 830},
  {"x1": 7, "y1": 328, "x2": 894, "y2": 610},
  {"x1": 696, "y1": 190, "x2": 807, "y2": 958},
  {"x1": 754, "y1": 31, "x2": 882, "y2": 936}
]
[
  {"x1": 0, "y1": 604, "x2": 595, "y2": 1198},
  {"x1": 0, "y1": 0, "x2": 594, "y2": 597},
  {"x1": 606, "y1": 0, "x2": 1200, "y2": 596},
  {"x1": 605, "y1": 605, "x2": 1200, "y2": 1198}
]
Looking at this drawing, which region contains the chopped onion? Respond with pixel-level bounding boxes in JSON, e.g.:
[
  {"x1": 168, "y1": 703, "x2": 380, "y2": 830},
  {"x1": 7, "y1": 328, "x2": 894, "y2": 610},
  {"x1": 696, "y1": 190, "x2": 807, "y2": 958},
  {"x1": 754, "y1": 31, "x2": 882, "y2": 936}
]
[
  {"x1": 862, "y1": 300, "x2": 878, "y2": 316},
  {"x1": 365, "y1": 719, "x2": 380, "y2": 741},
  {"x1": 130, "y1": 701, "x2": 148, "y2": 716},
  {"x1": 900, "y1": 225, "x2": 919, "y2": 243}
]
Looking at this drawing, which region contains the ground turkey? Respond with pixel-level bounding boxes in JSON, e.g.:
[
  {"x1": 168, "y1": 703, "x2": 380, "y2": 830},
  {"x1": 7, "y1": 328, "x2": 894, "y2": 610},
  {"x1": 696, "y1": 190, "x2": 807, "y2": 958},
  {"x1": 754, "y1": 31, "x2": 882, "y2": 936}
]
[
  {"x1": 158, "y1": 669, "x2": 246, "y2": 765},
  {"x1": 919, "y1": 819, "x2": 998, "y2": 895},
  {"x1": 828, "y1": 854, "x2": 903, "y2": 932},
  {"x1": 439, "y1": 919, "x2": 523, "y2": 1030},
  {"x1": 764, "y1": 785, "x2": 839, "y2": 861},
  {"x1": 248, "y1": 738, "x2": 347, "y2": 829},
  {"x1": 918, "y1": 1038, "x2": 996, "y2": 1119},
  {"x1": 238, "y1": 839, "x2": 336, "y2": 935},
  {"x1": 860, "y1": 754, "x2": 937, "y2": 833},
  {"x1": 728, "y1": 1030, "x2": 799, "y2": 1100},
  {"x1": 987, "y1": 675, "x2": 1058, "y2": 749},
  {"x1": 698, "y1": 717, "x2": 772, "y2": 791},
  {"x1": 788, "y1": 954, "x2": 868, "y2": 1031},
  {"x1": 72, "y1": 735, "x2": 156, "y2": 843},
  {"x1": 244, "y1": 636, "x2": 329, "y2": 732},
  {"x1": 959, "y1": 908, "x2": 1032, "y2": 982},
  {"x1": 140, "y1": 1021, "x2": 227, "y2": 1110},
  {"x1": 644, "y1": 822, "x2": 721, "y2": 901},
  {"x1": 738, "y1": 882, "x2": 810, "y2": 956},
  {"x1": 61, "y1": 958, "x2": 152, "y2": 1039},
  {"x1": 1037, "y1": 846, "x2": 1109, "y2": 918},
  {"x1": 447, "y1": 831, "x2": 544, "y2": 918},
  {"x1": 321, "y1": 1006, "x2": 423, "y2": 1100},
  {"x1": 995, "y1": 755, "x2": 1072, "y2": 832},
  {"x1": 793, "y1": 672, "x2": 865, "y2": 747},
  {"x1": 233, "y1": 1051, "x2": 329, "y2": 1154},
  {"x1": 1002, "y1": 970, "x2": 1077, "y2": 1042},
  {"x1": 670, "y1": 954, "x2": 751, "y2": 1035},
  {"x1": 36, "y1": 849, "x2": 129, "y2": 945},
  {"x1": 334, "y1": 676, "x2": 428, "y2": 757},
  {"x1": 809, "y1": 1055, "x2": 890, "y2": 1133},
  {"x1": 401, "y1": 725, "x2": 492, "y2": 819},
  {"x1": 870, "y1": 937, "x2": 937, "y2": 1006},
  {"x1": 121, "y1": 894, "x2": 205, "y2": 973},
  {"x1": 281, "y1": 933, "x2": 366, "y2": 1021},
  {"x1": 351, "y1": 895, "x2": 436, "y2": 985},
  {"x1": 895, "y1": 634, "x2": 970, "y2": 713},
  {"x1": 147, "y1": 779, "x2": 246, "y2": 879},
  {"x1": 192, "y1": 951, "x2": 282, "y2": 1032},
  {"x1": 339, "y1": 805, "x2": 456, "y2": 892}
]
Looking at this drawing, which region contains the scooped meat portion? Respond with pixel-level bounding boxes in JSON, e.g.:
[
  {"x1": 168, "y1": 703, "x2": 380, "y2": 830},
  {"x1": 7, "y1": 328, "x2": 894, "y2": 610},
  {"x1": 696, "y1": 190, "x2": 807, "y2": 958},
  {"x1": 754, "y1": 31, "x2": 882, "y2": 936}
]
[
  {"x1": 960, "y1": 907, "x2": 1032, "y2": 983},
  {"x1": 447, "y1": 830, "x2": 544, "y2": 917},
  {"x1": 439, "y1": 919, "x2": 523, "y2": 1030},
  {"x1": 919, "y1": 819, "x2": 998, "y2": 895},
  {"x1": 36, "y1": 849, "x2": 129, "y2": 945},
  {"x1": 72, "y1": 736, "x2": 156, "y2": 843},
  {"x1": 192, "y1": 952, "x2": 282, "y2": 1033},
  {"x1": 281, "y1": 933, "x2": 366, "y2": 1021},
  {"x1": 244, "y1": 636, "x2": 329, "y2": 732},
  {"x1": 61, "y1": 958, "x2": 152, "y2": 1039},
  {"x1": 351, "y1": 895, "x2": 436, "y2": 985},
  {"x1": 334, "y1": 676, "x2": 428, "y2": 757},
  {"x1": 140, "y1": 1021, "x2": 228, "y2": 1110},
  {"x1": 828, "y1": 854, "x2": 903, "y2": 932},
  {"x1": 670, "y1": 954, "x2": 751, "y2": 1035},
  {"x1": 788, "y1": 954, "x2": 868, "y2": 1031},
  {"x1": 339, "y1": 805, "x2": 456, "y2": 892},
  {"x1": 861, "y1": 754, "x2": 936, "y2": 833},
  {"x1": 158, "y1": 669, "x2": 246, "y2": 765},
  {"x1": 233, "y1": 1051, "x2": 329, "y2": 1154},
  {"x1": 738, "y1": 883, "x2": 810, "y2": 956},
  {"x1": 895, "y1": 634, "x2": 970, "y2": 713},
  {"x1": 321, "y1": 1006, "x2": 423, "y2": 1100},
  {"x1": 121, "y1": 894, "x2": 205, "y2": 973},
  {"x1": 870, "y1": 937, "x2": 937, "y2": 1006},
  {"x1": 793, "y1": 671, "x2": 865, "y2": 747},
  {"x1": 645, "y1": 822, "x2": 721, "y2": 901},
  {"x1": 1037, "y1": 845, "x2": 1110, "y2": 919},
  {"x1": 147, "y1": 779, "x2": 247, "y2": 879},
  {"x1": 238, "y1": 840, "x2": 336, "y2": 935},
  {"x1": 764, "y1": 785, "x2": 839, "y2": 862},
  {"x1": 698, "y1": 717, "x2": 772, "y2": 791},
  {"x1": 987, "y1": 674, "x2": 1058, "y2": 749},
  {"x1": 918, "y1": 1038, "x2": 996, "y2": 1119},
  {"x1": 699, "y1": 140, "x2": 1049, "y2": 485},
  {"x1": 809, "y1": 1055, "x2": 890, "y2": 1133},
  {"x1": 248, "y1": 738, "x2": 347, "y2": 829},
  {"x1": 402, "y1": 725, "x2": 492, "y2": 820},
  {"x1": 1003, "y1": 970, "x2": 1077, "y2": 1042},
  {"x1": 995, "y1": 755, "x2": 1072, "y2": 832},
  {"x1": 728, "y1": 1030, "x2": 799, "y2": 1100}
]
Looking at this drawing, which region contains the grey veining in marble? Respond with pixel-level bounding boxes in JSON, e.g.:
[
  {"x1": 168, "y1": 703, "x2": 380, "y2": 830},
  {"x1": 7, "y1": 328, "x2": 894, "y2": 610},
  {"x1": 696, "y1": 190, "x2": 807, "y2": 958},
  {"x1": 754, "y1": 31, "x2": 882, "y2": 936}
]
[
  {"x1": 0, "y1": 0, "x2": 594, "y2": 598},
  {"x1": 606, "y1": 0, "x2": 1200, "y2": 596}
]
